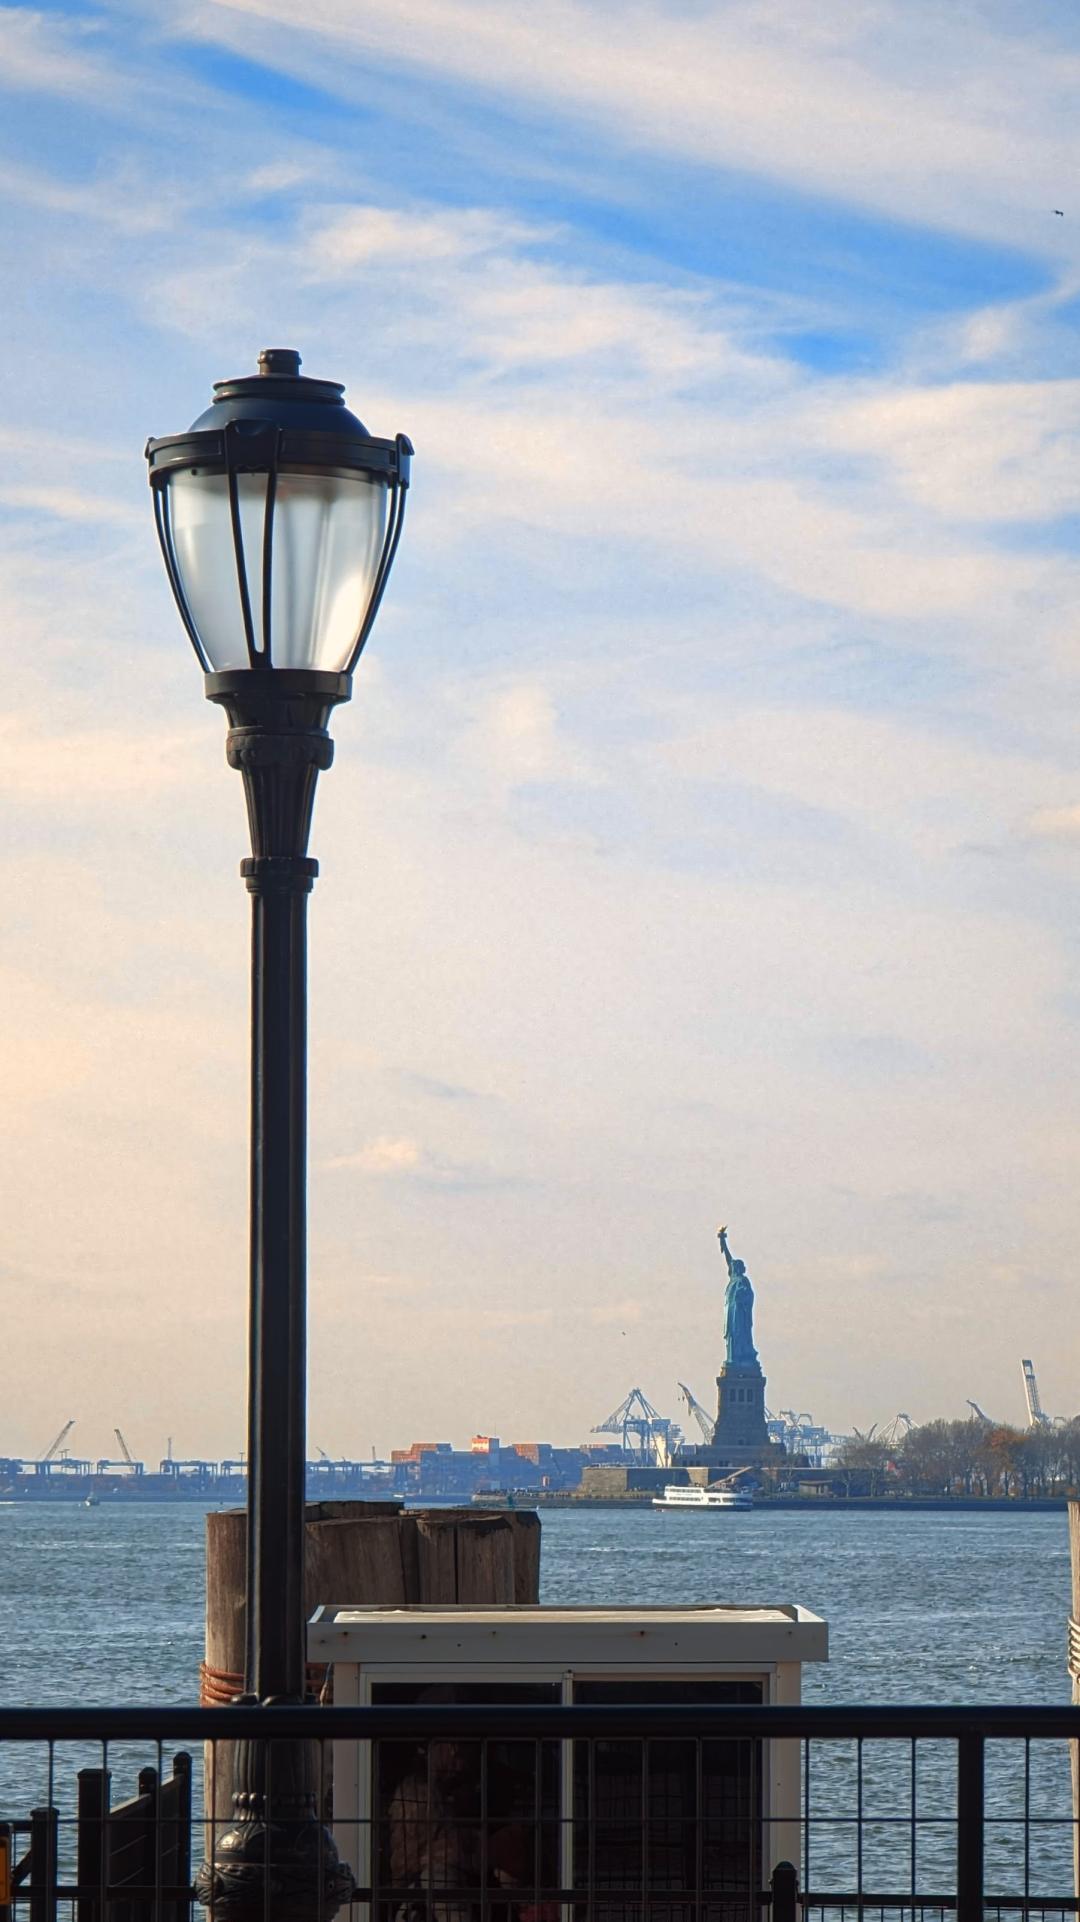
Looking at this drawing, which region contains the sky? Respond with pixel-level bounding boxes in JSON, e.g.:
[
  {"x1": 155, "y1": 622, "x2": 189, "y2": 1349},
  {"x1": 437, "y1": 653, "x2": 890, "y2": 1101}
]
[{"x1": 1, "y1": 1, "x2": 1080, "y2": 1465}]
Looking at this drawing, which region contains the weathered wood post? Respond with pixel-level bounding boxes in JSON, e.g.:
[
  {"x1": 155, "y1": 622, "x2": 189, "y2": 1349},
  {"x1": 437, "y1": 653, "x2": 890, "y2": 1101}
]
[
  {"x1": 204, "y1": 1500, "x2": 541, "y2": 1838},
  {"x1": 411, "y1": 1507, "x2": 541, "y2": 1602},
  {"x1": 1060, "y1": 1499, "x2": 1068, "y2": 1891},
  {"x1": 1069, "y1": 1502, "x2": 1080, "y2": 1897}
]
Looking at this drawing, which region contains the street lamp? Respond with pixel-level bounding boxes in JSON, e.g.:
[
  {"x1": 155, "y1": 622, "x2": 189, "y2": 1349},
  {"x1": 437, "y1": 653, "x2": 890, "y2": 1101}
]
[{"x1": 146, "y1": 349, "x2": 412, "y2": 1918}]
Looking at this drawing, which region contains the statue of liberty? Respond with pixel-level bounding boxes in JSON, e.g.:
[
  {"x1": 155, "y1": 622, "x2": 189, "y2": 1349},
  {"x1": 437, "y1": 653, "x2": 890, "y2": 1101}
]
[{"x1": 718, "y1": 1225, "x2": 759, "y2": 1369}]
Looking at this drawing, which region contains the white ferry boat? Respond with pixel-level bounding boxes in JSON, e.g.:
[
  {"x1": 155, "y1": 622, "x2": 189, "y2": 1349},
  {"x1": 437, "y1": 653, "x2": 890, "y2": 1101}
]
[{"x1": 652, "y1": 1483, "x2": 753, "y2": 1511}]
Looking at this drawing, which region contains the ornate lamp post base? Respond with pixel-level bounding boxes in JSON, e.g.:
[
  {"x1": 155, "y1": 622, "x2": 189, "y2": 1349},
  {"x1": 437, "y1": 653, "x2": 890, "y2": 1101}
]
[
  {"x1": 195, "y1": 1715, "x2": 354, "y2": 1920},
  {"x1": 196, "y1": 1814, "x2": 354, "y2": 1920}
]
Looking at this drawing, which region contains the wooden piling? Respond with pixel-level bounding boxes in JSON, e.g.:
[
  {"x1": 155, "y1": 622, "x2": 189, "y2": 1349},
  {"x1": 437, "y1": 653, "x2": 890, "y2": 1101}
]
[
  {"x1": 412, "y1": 1508, "x2": 520, "y2": 1601},
  {"x1": 203, "y1": 1500, "x2": 541, "y2": 1837}
]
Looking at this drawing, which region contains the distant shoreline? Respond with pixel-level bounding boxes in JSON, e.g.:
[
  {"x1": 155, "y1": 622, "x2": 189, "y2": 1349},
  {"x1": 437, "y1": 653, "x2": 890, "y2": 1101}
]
[
  {"x1": 0, "y1": 1491, "x2": 1069, "y2": 1512},
  {"x1": 482, "y1": 1493, "x2": 1070, "y2": 1513}
]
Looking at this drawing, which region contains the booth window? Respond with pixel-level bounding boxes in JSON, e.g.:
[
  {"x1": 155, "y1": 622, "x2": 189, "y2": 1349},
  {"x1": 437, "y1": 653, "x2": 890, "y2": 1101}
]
[
  {"x1": 572, "y1": 1680, "x2": 763, "y2": 1922},
  {"x1": 369, "y1": 1678, "x2": 762, "y2": 1922},
  {"x1": 371, "y1": 1683, "x2": 562, "y2": 1922}
]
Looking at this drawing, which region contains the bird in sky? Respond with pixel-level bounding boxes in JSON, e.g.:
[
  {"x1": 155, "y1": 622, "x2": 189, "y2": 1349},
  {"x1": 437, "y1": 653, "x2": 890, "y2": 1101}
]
[{"x1": 1055, "y1": 209, "x2": 1065, "y2": 216}]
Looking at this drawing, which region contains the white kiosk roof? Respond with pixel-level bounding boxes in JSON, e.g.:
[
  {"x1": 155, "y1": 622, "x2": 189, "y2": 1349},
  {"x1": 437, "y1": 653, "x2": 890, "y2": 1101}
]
[{"x1": 310, "y1": 1602, "x2": 828, "y2": 1666}]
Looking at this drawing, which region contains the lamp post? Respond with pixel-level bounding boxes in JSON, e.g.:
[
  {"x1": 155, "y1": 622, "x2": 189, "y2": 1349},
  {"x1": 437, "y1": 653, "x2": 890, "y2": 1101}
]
[{"x1": 146, "y1": 349, "x2": 412, "y2": 1918}]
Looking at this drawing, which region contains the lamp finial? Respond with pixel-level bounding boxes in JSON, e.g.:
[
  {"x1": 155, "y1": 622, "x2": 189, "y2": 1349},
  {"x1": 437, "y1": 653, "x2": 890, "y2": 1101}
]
[{"x1": 257, "y1": 348, "x2": 301, "y2": 378}]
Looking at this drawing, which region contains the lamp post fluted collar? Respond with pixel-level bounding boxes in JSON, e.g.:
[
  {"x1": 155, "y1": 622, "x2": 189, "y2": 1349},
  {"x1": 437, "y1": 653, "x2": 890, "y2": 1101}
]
[{"x1": 208, "y1": 670, "x2": 349, "y2": 863}]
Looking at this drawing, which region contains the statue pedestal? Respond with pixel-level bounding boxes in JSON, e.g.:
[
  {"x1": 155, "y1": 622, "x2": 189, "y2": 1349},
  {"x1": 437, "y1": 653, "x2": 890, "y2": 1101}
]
[
  {"x1": 680, "y1": 1362, "x2": 784, "y2": 1473},
  {"x1": 711, "y1": 1362, "x2": 770, "y2": 1452}
]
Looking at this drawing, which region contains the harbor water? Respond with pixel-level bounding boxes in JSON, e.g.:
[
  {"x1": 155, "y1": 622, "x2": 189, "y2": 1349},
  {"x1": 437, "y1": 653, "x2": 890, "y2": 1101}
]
[
  {"x1": 0, "y1": 1502, "x2": 1067, "y2": 1707},
  {"x1": 0, "y1": 1503, "x2": 1073, "y2": 1893}
]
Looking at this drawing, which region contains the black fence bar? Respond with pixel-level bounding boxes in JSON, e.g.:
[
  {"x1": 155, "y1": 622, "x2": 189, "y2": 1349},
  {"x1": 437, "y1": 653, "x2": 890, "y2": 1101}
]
[
  {"x1": 771, "y1": 1859, "x2": 799, "y2": 1922},
  {"x1": 0, "y1": 1821, "x2": 11, "y2": 1922},
  {"x1": 27, "y1": 1810, "x2": 55, "y2": 1922},
  {"x1": 1, "y1": 1704, "x2": 1080, "y2": 1741},
  {"x1": 801, "y1": 1897, "x2": 1075, "y2": 1911},
  {"x1": 0, "y1": 1702, "x2": 1076, "y2": 1922},
  {"x1": 957, "y1": 1731, "x2": 985, "y2": 1922},
  {"x1": 77, "y1": 1766, "x2": 108, "y2": 1922}
]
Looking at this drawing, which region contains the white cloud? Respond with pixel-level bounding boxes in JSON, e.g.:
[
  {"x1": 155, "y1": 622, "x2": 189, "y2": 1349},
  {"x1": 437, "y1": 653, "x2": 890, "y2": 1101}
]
[
  {"x1": 241, "y1": 160, "x2": 323, "y2": 197},
  {"x1": 0, "y1": 715, "x2": 205, "y2": 801},
  {"x1": 183, "y1": 0, "x2": 1080, "y2": 254},
  {"x1": 328, "y1": 1135, "x2": 424, "y2": 1174},
  {"x1": 590, "y1": 1298, "x2": 644, "y2": 1326},
  {"x1": 652, "y1": 703, "x2": 1077, "y2": 859},
  {"x1": 74, "y1": 169, "x2": 1067, "y2": 635},
  {"x1": 483, "y1": 686, "x2": 562, "y2": 779},
  {"x1": 308, "y1": 202, "x2": 778, "y2": 388},
  {"x1": 0, "y1": 8, "x2": 113, "y2": 98},
  {"x1": 311, "y1": 203, "x2": 543, "y2": 270},
  {"x1": 452, "y1": 682, "x2": 599, "y2": 791},
  {"x1": 478, "y1": 1307, "x2": 553, "y2": 1329},
  {"x1": 405, "y1": 390, "x2": 1063, "y2": 626},
  {"x1": 825, "y1": 379, "x2": 1080, "y2": 523},
  {"x1": 354, "y1": 1271, "x2": 430, "y2": 1294},
  {"x1": 0, "y1": 159, "x2": 182, "y2": 235},
  {"x1": 1027, "y1": 804, "x2": 1080, "y2": 842},
  {"x1": 0, "y1": 485, "x2": 142, "y2": 528}
]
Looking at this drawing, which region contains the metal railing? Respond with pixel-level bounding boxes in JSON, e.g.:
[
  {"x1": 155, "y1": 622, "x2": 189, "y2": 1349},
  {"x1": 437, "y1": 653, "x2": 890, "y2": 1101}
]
[{"x1": 0, "y1": 1703, "x2": 1077, "y2": 1922}]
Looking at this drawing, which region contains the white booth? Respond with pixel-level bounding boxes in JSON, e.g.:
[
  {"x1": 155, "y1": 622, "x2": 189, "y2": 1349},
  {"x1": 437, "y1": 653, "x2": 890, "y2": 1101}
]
[{"x1": 310, "y1": 1602, "x2": 827, "y2": 1920}]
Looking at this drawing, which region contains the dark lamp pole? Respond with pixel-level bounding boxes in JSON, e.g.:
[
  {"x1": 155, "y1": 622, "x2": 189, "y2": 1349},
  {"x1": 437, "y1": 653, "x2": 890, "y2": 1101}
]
[{"x1": 147, "y1": 350, "x2": 412, "y2": 1920}]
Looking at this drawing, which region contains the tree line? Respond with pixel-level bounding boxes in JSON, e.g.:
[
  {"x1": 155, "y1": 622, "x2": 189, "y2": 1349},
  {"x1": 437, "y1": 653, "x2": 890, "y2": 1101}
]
[{"x1": 827, "y1": 1417, "x2": 1080, "y2": 1497}]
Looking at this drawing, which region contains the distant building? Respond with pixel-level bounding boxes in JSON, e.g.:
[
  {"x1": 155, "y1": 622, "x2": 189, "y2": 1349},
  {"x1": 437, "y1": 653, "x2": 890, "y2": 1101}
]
[{"x1": 386, "y1": 1438, "x2": 601, "y2": 1498}]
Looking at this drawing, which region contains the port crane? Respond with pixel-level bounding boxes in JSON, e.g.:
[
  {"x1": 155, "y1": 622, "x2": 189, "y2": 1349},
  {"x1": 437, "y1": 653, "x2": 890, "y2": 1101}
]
[
  {"x1": 775, "y1": 1410, "x2": 825, "y2": 1449},
  {"x1": 159, "y1": 1456, "x2": 216, "y2": 1480},
  {"x1": 39, "y1": 1419, "x2": 75, "y2": 1466},
  {"x1": 677, "y1": 1383, "x2": 715, "y2": 1444},
  {"x1": 24, "y1": 1419, "x2": 92, "y2": 1479},
  {"x1": 879, "y1": 1413, "x2": 912, "y2": 1448},
  {"x1": 96, "y1": 1427, "x2": 144, "y2": 1476},
  {"x1": 760, "y1": 1409, "x2": 835, "y2": 1466},
  {"x1": 1021, "y1": 1359, "x2": 1055, "y2": 1429},
  {"x1": 592, "y1": 1388, "x2": 679, "y2": 1464},
  {"x1": 26, "y1": 1420, "x2": 76, "y2": 1475}
]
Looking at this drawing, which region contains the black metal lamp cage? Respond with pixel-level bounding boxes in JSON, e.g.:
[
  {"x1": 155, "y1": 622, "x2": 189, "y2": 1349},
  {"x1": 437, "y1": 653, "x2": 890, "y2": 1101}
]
[{"x1": 146, "y1": 348, "x2": 412, "y2": 678}]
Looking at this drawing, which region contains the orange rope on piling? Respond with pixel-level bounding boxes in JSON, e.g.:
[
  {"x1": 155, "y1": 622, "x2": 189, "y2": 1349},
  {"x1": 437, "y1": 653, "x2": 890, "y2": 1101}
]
[{"x1": 199, "y1": 1661, "x2": 331, "y2": 1706}]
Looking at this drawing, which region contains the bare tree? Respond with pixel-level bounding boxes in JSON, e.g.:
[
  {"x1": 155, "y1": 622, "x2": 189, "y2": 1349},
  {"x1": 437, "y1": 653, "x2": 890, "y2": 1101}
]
[{"x1": 833, "y1": 1432, "x2": 891, "y2": 1496}]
